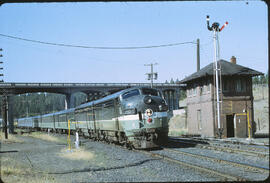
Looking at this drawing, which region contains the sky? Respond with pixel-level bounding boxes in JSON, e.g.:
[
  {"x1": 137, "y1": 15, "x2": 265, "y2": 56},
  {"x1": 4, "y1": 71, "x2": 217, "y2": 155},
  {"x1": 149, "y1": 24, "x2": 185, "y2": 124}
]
[{"x1": 0, "y1": 1, "x2": 268, "y2": 83}]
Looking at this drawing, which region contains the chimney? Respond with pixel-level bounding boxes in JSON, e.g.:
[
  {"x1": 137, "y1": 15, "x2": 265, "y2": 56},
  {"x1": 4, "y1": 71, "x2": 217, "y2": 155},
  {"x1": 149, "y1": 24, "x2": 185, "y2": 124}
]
[{"x1": 230, "y1": 56, "x2": 236, "y2": 64}]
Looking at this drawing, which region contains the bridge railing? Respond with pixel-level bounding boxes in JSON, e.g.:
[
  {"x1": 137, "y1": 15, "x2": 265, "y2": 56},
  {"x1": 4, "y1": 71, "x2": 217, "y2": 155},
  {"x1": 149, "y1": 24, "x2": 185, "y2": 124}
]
[{"x1": 0, "y1": 82, "x2": 183, "y2": 88}]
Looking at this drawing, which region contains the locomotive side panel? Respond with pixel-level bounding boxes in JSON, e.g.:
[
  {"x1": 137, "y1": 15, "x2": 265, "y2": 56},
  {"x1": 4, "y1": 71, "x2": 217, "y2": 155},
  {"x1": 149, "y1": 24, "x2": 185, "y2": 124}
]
[{"x1": 99, "y1": 100, "x2": 118, "y2": 131}]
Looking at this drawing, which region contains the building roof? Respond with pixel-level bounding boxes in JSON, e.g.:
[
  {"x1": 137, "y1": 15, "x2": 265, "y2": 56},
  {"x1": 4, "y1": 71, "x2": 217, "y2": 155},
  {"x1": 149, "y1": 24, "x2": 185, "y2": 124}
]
[{"x1": 180, "y1": 59, "x2": 264, "y2": 84}]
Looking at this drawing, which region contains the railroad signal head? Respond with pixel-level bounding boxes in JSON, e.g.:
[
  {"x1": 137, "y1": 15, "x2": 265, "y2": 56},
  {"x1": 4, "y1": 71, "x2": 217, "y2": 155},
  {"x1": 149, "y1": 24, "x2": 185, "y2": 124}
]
[
  {"x1": 147, "y1": 73, "x2": 151, "y2": 80},
  {"x1": 206, "y1": 15, "x2": 212, "y2": 31},
  {"x1": 206, "y1": 15, "x2": 228, "y2": 32},
  {"x1": 212, "y1": 22, "x2": 220, "y2": 31},
  {"x1": 154, "y1": 73, "x2": 158, "y2": 80}
]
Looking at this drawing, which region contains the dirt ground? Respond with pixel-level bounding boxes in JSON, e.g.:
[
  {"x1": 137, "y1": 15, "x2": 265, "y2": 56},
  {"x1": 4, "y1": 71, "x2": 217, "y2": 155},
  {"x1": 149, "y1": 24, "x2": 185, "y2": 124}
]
[{"x1": 0, "y1": 131, "x2": 101, "y2": 183}]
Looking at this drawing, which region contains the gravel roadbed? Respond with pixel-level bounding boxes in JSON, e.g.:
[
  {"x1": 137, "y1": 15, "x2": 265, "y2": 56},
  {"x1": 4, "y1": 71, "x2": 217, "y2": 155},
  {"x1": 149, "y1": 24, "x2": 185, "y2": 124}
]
[
  {"x1": 1, "y1": 132, "x2": 222, "y2": 182},
  {"x1": 153, "y1": 147, "x2": 269, "y2": 181}
]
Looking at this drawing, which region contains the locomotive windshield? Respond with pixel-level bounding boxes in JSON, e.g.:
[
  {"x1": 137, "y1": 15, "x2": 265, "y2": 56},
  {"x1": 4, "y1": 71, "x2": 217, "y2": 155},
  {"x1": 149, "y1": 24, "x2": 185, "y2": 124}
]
[
  {"x1": 122, "y1": 89, "x2": 140, "y2": 99},
  {"x1": 141, "y1": 88, "x2": 160, "y2": 96}
]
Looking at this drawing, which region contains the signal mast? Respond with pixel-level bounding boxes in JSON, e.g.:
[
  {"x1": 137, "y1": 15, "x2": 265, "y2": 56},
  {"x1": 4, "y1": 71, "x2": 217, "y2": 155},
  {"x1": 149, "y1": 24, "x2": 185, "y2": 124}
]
[{"x1": 206, "y1": 15, "x2": 228, "y2": 138}]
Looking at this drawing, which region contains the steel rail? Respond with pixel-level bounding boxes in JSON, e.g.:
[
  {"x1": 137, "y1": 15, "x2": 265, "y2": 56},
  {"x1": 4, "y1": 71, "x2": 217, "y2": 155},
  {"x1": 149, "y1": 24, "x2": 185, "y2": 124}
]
[
  {"x1": 172, "y1": 136, "x2": 269, "y2": 150},
  {"x1": 170, "y1": 138, "x2": 269, "y2": 159},
  {"x1": 134, "y1": 149, "x2": 248, "y2": 181},
  {"x1": 88, "y1": 137, "x2": 248, "y2": 181},
  {"x1": 163, "y1": 147, "x2": 269, "y2": 174}
]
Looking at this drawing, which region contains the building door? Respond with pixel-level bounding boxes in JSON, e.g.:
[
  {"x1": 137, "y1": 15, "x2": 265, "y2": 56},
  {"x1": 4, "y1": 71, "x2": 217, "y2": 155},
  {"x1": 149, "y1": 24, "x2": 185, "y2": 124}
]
[{"x1": 226, "y1": 115, "x2": 234, "y2": 137}]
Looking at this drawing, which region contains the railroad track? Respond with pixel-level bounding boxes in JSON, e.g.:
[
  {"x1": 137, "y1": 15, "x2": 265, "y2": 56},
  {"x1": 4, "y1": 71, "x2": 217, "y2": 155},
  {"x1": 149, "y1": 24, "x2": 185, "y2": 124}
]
[
  {"x1": 85, "y1": 134, "x2": 269, "y2": 182},
  {"x1": 135, "y1": 148, "x2": 249, "y2": 181},
  {"x1": 93, "y1": 137, "x2": 248, "y2": 181},
  {"x1": 169, "y1": 137, "x2": 269, "y2": 159},
  {"x1": 162, "y1": 147, "x2": 269, "y2": 174}
]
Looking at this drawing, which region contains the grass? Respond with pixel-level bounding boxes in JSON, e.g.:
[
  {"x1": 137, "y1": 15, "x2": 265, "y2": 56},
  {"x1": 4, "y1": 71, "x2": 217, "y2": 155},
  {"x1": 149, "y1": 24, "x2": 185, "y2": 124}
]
[
  {"x1": 169, "y1": 128, "x2": 188, "y2": 136},
  {"x1": 59, "y1": 147, "x2": 95, "y2": 161},
  {"x1": 1, "y1": 156, "x2": 56, "y2": 183},
  {"x1": 0, "y1": 131, "x2": 23, "y2": 144},
  {"x1": 23, "y1": 131, "x2": 67, "y2": 144}
]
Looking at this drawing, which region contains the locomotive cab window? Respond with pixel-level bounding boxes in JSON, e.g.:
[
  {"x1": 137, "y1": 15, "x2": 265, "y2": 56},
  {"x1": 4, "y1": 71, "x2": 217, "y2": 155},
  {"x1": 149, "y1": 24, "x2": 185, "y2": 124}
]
[
  {"x1": 141, "y1": 88, "x2": 159, "y2": 96},
  {"x1": 122, "y1": 89, "x2": 140, "y2": 99}
]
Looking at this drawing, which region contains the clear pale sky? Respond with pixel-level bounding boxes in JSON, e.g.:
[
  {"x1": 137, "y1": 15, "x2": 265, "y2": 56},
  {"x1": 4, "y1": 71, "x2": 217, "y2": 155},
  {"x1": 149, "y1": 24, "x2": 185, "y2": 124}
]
[{"x1": 0, "y1": 1, "x2": 268, "y2": 83}]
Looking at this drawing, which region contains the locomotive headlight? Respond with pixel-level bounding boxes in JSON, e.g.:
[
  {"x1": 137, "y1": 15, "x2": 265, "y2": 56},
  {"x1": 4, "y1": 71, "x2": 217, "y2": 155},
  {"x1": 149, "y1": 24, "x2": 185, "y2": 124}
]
[
  {"x1": 144, "y1": 96, "x2": 152, "y2": 104},
  {"x1": 159, "y1": 105, "x2": 163, "y2": 111},
  {"x1": 145, "y1": 108, "x2": 153, "y2": 117}
]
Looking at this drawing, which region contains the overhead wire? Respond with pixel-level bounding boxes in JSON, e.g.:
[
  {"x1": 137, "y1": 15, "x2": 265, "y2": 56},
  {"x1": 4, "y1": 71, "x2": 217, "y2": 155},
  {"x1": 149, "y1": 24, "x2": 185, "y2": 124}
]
[{"x1": 0, "y1": 33, "x2": 196, "y2": 50}]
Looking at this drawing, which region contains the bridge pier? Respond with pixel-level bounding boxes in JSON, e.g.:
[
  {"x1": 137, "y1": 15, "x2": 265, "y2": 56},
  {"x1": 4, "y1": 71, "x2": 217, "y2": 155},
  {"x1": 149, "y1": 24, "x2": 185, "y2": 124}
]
[
  {"x1": 175, "y1": 89, "x2": 180, "y2": 109},
  {"x1": 65, "y1": 93, "x2": 76, "y2": 109},
  {"x1": 162, "y1": 89, "x2": 179, "y2": 111}
]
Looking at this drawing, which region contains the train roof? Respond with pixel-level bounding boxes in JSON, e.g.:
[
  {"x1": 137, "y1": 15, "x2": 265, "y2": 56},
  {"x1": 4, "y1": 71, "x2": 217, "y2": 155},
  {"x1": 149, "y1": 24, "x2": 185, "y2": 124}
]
[
  {"x1": 75, "y1": 88, "x2": 125, "y2": 110},
  {"x1": 17, "y1": 116, "x2": 34, "y2": 120},
  {"x1": 42, "y1": 108, "x2": 75, "y2": 117},
  {"x1": 75, "y1": 86, "x2": 156, "y2": 110}
]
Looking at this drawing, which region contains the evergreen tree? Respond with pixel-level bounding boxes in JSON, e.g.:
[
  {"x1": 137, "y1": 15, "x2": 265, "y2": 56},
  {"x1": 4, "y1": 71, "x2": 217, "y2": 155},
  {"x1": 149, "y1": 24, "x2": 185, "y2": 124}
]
[{"x1": 170, "y1": 78, "x2": 175, "y2": 84}]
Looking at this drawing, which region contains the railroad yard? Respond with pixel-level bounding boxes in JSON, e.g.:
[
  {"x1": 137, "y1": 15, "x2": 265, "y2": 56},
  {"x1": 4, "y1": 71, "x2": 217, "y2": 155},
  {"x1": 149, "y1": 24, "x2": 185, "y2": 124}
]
[{"x1": 1, "y1": 130, "x2": 269, "y2": 182}]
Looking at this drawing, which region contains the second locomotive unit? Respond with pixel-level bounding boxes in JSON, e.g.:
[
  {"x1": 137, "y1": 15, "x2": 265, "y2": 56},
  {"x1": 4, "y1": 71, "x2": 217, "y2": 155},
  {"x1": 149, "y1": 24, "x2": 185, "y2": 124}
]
[{"x1": 17, "y1": 87, "x2": 169, "y2": 149}]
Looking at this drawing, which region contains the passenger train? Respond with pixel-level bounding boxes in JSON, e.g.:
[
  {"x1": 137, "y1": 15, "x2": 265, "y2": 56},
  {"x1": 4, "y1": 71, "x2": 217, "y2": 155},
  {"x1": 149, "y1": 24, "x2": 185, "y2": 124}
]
[{"x1": 17, "y1": 87, "x2": 169, "y2": 149}]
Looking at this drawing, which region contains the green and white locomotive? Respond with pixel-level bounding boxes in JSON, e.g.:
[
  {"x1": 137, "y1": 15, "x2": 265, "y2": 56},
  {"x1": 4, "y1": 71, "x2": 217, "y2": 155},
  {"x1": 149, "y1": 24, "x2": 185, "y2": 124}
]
[{"x1": 17, "y1": 87, "x2": 169, "y2": 149}]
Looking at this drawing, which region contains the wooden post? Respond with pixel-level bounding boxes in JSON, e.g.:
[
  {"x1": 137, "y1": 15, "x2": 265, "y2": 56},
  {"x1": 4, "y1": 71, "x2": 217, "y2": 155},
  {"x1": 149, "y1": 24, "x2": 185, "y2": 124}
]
[
  {"x1": 2, "y1": 96, "x2": 8, "y2": 139},
  {"x1": 197, "y1": 38, "x2": 200, "y2": 72},
  {"x1": 258, "y1": 118, "x2": 261, "y2": 131},
  {"x1": 67, "y1": 119, "x2": 71, "y2": 150},
  {"x1": 247, "y1": 110, "x2": 251, "y2": 139}
]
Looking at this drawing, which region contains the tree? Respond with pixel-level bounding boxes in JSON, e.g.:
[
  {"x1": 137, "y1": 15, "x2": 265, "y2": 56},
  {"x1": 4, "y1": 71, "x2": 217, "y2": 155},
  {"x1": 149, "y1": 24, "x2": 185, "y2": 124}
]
[
  {"x1": 252, "y1": 76, "x2": 259, "y2": 85},
  {"x1": 170, "y1": 78, "x2": 175, "y2": 84}
]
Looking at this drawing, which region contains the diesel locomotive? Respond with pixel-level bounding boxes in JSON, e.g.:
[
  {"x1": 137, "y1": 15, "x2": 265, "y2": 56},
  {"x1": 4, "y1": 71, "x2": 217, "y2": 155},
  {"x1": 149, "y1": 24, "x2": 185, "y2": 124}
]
[{"x1": 17, "y1": 87, "x2": 169, "y2": 149}]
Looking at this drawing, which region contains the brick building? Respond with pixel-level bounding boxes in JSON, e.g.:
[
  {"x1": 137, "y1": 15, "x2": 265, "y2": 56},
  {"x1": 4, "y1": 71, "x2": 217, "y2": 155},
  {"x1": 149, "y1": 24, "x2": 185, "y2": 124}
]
[{"x1": 180, "y1": 57, "x2": 263, "y2": 138}]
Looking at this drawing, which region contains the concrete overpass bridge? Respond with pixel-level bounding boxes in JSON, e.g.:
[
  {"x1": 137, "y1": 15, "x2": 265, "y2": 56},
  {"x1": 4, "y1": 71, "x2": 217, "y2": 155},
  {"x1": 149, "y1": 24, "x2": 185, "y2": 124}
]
[{"x1": 0, "y1": 82, "x2": 184, "y2": 110}]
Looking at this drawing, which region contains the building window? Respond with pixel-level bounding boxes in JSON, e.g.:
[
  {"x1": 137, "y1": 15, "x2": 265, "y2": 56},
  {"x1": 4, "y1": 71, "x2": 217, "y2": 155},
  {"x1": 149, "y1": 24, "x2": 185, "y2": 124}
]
[
  {"x1": 197, "y1": 109, "x2": 202, "y2": 130},
  {"x1": 241, "y1": 79, "x2": 246, "y2": 92},
  {"x1": 202, "y1": 80, "x2": 206, "y2": 94},
  {"x1": 223, "y1": 80, "x2": 229, "y2": 92},
  {"x1": 207, "y1": 83, "x2": 210, "y2": 92},
  {"x1": 193, "y1": 87, "x2": 197, "y2": 96},
  {"x1": 199, "y1": 86, "x2": 203, "y2": 96},
  {"x1": 207, "y1": 79, "x2": 211, "y2": 93},
  {"x1": 236, "y1": 79, "x2": 241, "y2": 92},
  {"x1": 236, "y1": 79, "x2": 246, "y2": 92},
  {"x1": 193, "y1": 84, "x2": 197, "y2": 96}
]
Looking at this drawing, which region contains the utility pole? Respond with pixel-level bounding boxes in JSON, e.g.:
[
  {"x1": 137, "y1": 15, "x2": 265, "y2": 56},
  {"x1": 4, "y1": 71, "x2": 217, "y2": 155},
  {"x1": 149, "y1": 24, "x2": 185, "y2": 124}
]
[
  {"x1": 144, "y1": 63, "x2": 158, "y2": 88},
  {"x1": 206, "y1": 15, "x2": 228, "y2": 138},
  {"x1": 0, "y1": 48, "x2": 3, "y2": 82},
  {"x1": 197, "y1": 38, "x2": 200, "y2": 72},
  {"x1": 2, "y1": 96, "x2": 8, "y2": 139},
  {"x1": 0, "y1": 48, "x2": 8, "y2": 139}
]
